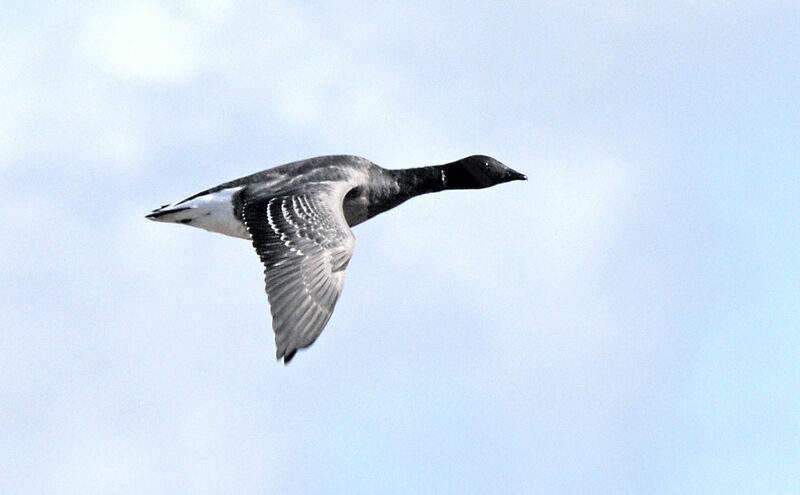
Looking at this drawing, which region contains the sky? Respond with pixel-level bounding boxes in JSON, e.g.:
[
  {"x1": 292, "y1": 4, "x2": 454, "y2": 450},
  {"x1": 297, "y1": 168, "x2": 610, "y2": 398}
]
[{"x1": 2, "y1": 1, "x2": 799, "y2": 494}]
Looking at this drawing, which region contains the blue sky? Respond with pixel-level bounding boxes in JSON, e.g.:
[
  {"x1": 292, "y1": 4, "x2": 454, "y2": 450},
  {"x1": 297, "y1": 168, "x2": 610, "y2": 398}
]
[{"x1": 2, "y1": 1, "x2": 798, "y2": 494}]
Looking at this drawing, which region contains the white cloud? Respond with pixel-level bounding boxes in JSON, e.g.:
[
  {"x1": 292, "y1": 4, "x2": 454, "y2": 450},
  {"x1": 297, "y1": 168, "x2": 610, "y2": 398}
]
[
  {"x1": 1, "y1": 0, "x2": 444, "y2": 174},
  {"x1": 83, "y1": 4, "x2": 199, "y2": 82},
  {"x1": 90, "y1": 128, "x2": 147, "y2": 169},
  {"x1": 0, "y1": 31, "x2": 40, "y2": 166},
  {"x1": 186, "y1": 0, "x2": 234, "y2": 21}
]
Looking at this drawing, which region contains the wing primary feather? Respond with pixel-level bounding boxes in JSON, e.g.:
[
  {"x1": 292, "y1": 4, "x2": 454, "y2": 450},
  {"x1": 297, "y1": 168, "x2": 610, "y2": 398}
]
[{"x1": 242, "y1": 184, "x2": 356, "y2": 362}]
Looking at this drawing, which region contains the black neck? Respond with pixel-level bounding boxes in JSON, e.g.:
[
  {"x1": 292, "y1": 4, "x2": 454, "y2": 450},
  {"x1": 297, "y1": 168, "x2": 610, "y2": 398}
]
[
  {"x1": 388, "y1": 165, "x2": 447, "y2": 198},
  {"x1": 389, "y1": 160, "x2": 490, "y2": 194},
  {"x1": 359, "y1": 163, "x2": 477, "y2": 225}
]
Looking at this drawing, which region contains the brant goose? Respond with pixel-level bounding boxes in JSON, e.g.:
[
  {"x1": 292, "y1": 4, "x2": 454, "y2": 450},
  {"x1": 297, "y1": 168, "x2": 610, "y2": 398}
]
[{"x1": 147, "y1": 155, "x2": 526, "y2": 363}]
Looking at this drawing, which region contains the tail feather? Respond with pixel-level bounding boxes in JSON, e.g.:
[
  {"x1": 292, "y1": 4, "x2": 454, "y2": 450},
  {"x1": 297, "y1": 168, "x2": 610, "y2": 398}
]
[
  {"x1": 145, "y1": 187, "x2": 249, "y2": 239},
  {"x1": 146, "y1": 205, "x2": 193, "y2": 222}
]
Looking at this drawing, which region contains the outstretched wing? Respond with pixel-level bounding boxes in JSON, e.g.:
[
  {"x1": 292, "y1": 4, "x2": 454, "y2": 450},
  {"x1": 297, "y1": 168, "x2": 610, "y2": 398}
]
[{"x1": 242, "y1": 184, "x2": 355, "y2": 363}]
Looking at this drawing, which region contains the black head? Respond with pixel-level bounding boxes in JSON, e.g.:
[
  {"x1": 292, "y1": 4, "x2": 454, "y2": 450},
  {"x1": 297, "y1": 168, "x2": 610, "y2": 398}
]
[{"x1": 442, "y1": 155, "x2": 527, "y2": 190}]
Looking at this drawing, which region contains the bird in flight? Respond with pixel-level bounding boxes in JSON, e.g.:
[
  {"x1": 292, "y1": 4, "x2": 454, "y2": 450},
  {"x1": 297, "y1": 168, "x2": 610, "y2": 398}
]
[{"x1": 147, "y1": 155, "x2": 526, "y2": 363}]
